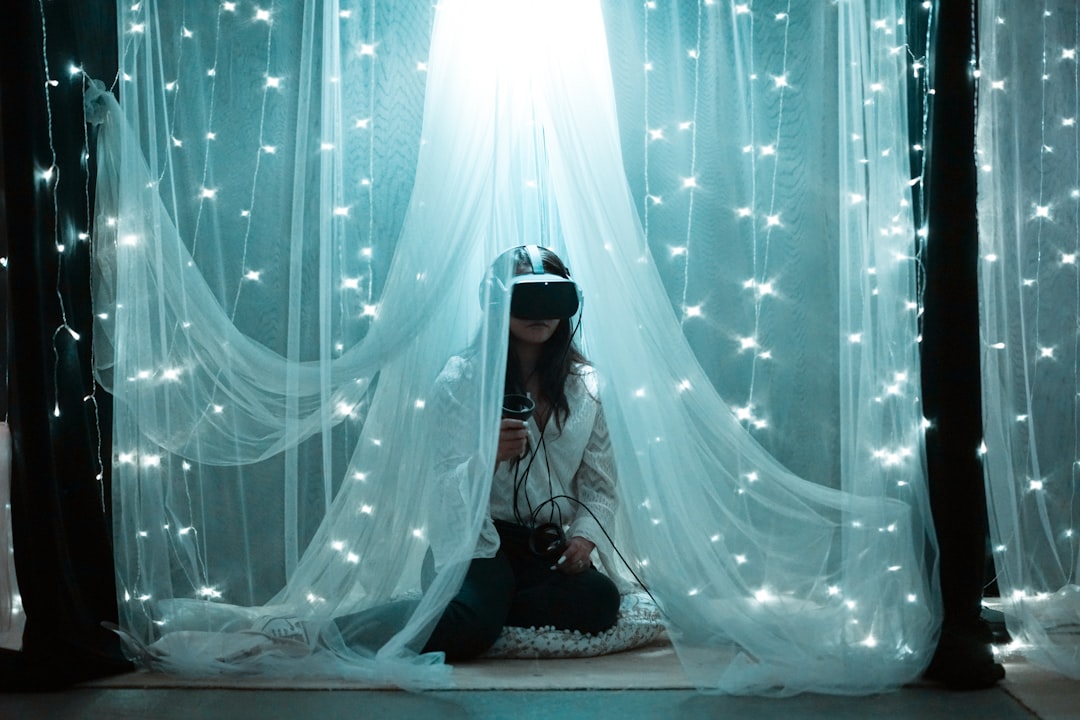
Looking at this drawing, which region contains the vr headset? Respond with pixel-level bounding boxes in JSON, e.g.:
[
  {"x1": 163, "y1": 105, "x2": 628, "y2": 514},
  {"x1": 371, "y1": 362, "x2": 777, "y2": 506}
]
[{"x1": 485, "y1": 245, "x2": 581, "y2": 320}]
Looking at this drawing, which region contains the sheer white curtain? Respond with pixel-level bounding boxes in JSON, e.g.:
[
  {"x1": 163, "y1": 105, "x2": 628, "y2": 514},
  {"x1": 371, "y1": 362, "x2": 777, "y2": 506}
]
[
  {"x1": 978, "y1": 0, "x2": 1080, "y2": 679},
  {"x1": 90, "y1": 0, "x2": 937, "y2": 694},
  {"x1": 0, "y1": 422, "x2": 22, "y2": 651}
]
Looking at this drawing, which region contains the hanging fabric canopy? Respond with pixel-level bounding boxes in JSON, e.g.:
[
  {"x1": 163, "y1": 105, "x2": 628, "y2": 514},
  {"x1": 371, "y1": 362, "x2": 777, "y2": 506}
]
[
  {"x1": 978, "y1": 0, "x2": 1080, "y2": 679},
  {"x1": 87, "y1": 0, "x2": 940, "y2": 694}
]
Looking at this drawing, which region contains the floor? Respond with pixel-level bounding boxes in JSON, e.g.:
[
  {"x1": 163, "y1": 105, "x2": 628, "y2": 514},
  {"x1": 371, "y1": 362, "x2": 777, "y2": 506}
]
[{"x1": 0, "y1": 638, "x2": 1076, "y2": 720}]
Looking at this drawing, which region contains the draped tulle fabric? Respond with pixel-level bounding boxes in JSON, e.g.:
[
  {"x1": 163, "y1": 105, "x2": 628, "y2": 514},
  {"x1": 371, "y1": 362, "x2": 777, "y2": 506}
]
[
  {"x1": 89, "y1": 0, "x2": 940, "y2": 694},
  {"x1": 977, "y1": 0, "x2": 1080, "y2": 679}
]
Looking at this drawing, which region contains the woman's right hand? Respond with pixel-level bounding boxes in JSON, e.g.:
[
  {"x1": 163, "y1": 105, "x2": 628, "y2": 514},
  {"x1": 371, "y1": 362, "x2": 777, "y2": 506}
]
[{"x1": 496, "y1": 418, "x2": 529, "y2": 462}]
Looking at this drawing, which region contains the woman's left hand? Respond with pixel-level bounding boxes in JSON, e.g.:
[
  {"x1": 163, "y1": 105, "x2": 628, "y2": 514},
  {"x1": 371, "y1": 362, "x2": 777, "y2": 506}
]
[{"x1": 556, "y1": 536, "x2": 596, "y2": 574}]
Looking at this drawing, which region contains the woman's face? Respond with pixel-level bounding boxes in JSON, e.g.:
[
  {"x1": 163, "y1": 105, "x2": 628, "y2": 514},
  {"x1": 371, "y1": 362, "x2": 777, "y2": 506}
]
[{"x1": 509, "y1": 316, "x2": 560, "y2": 347}]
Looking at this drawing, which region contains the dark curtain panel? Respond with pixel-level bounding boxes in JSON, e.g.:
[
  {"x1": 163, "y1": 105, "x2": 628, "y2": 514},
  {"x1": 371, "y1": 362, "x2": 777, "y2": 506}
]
[
  {"x1": 0, "y1": 0, "x2": 129, "y2": 689},
  {"x1": 917, "y1": 0, "x2": 993, "y2": 631}
]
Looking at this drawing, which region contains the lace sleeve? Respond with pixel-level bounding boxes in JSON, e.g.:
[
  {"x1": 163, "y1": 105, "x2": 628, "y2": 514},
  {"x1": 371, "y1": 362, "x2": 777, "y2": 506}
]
[
  {"x1": 428, "y1": 357, "x2": 499, "y2": 569},
  {"x1": 568, "y1": 401, "x2": 618, "y2": 548}
]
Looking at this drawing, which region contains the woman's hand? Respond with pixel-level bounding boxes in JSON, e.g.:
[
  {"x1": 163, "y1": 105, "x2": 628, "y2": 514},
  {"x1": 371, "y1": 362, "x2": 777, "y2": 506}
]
[
  {"x1": 556, "y1": 536, "x2": 596, "y2": 574},
  {"x1": 496, "y1": 418, "x2": 529, "y2": 462}
]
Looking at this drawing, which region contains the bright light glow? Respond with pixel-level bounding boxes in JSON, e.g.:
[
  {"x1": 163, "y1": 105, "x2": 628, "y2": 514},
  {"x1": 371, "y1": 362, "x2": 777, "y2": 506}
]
[{"x1": 754, "y1": 588, "x2": 776, "y2": 603}]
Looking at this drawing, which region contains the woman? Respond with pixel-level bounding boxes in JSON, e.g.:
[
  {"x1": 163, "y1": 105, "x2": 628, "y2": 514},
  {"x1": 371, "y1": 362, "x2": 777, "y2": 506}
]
[{"x1": 420, "y1": 245, "x2": 621, "y2": 660}]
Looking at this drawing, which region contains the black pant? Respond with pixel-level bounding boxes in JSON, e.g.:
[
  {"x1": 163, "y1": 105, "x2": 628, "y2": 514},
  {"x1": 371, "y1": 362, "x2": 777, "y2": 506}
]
[{"x1": 422, "y1": 521, "x2": 620, "y2": 661}]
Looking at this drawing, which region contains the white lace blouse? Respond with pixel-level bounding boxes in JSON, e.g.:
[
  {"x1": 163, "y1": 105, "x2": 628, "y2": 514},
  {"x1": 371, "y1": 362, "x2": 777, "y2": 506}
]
[{"x1": 429, "y1": 355, "x2": 618, "y2": 564}]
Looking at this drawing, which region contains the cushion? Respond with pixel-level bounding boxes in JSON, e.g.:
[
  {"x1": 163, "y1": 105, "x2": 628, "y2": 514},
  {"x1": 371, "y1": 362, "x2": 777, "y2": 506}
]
[{"x1": 482, "y1": 591, "x2": 665, "y2": 659}]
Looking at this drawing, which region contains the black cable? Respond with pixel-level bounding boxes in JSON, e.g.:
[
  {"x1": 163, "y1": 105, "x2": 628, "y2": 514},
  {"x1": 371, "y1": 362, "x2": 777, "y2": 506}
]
[
  {"x1": 532, "y1": 493, "x2": 660, "y2": 610},
  {"x1": 507, "y1": 306, "x2": 584, "y2": 530}
]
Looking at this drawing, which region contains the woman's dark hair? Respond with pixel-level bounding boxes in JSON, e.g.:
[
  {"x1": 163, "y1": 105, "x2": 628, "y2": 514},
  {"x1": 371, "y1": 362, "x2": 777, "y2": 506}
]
[{"x1": 503, "y1": 246, "x2": 588, "y2": 431}]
